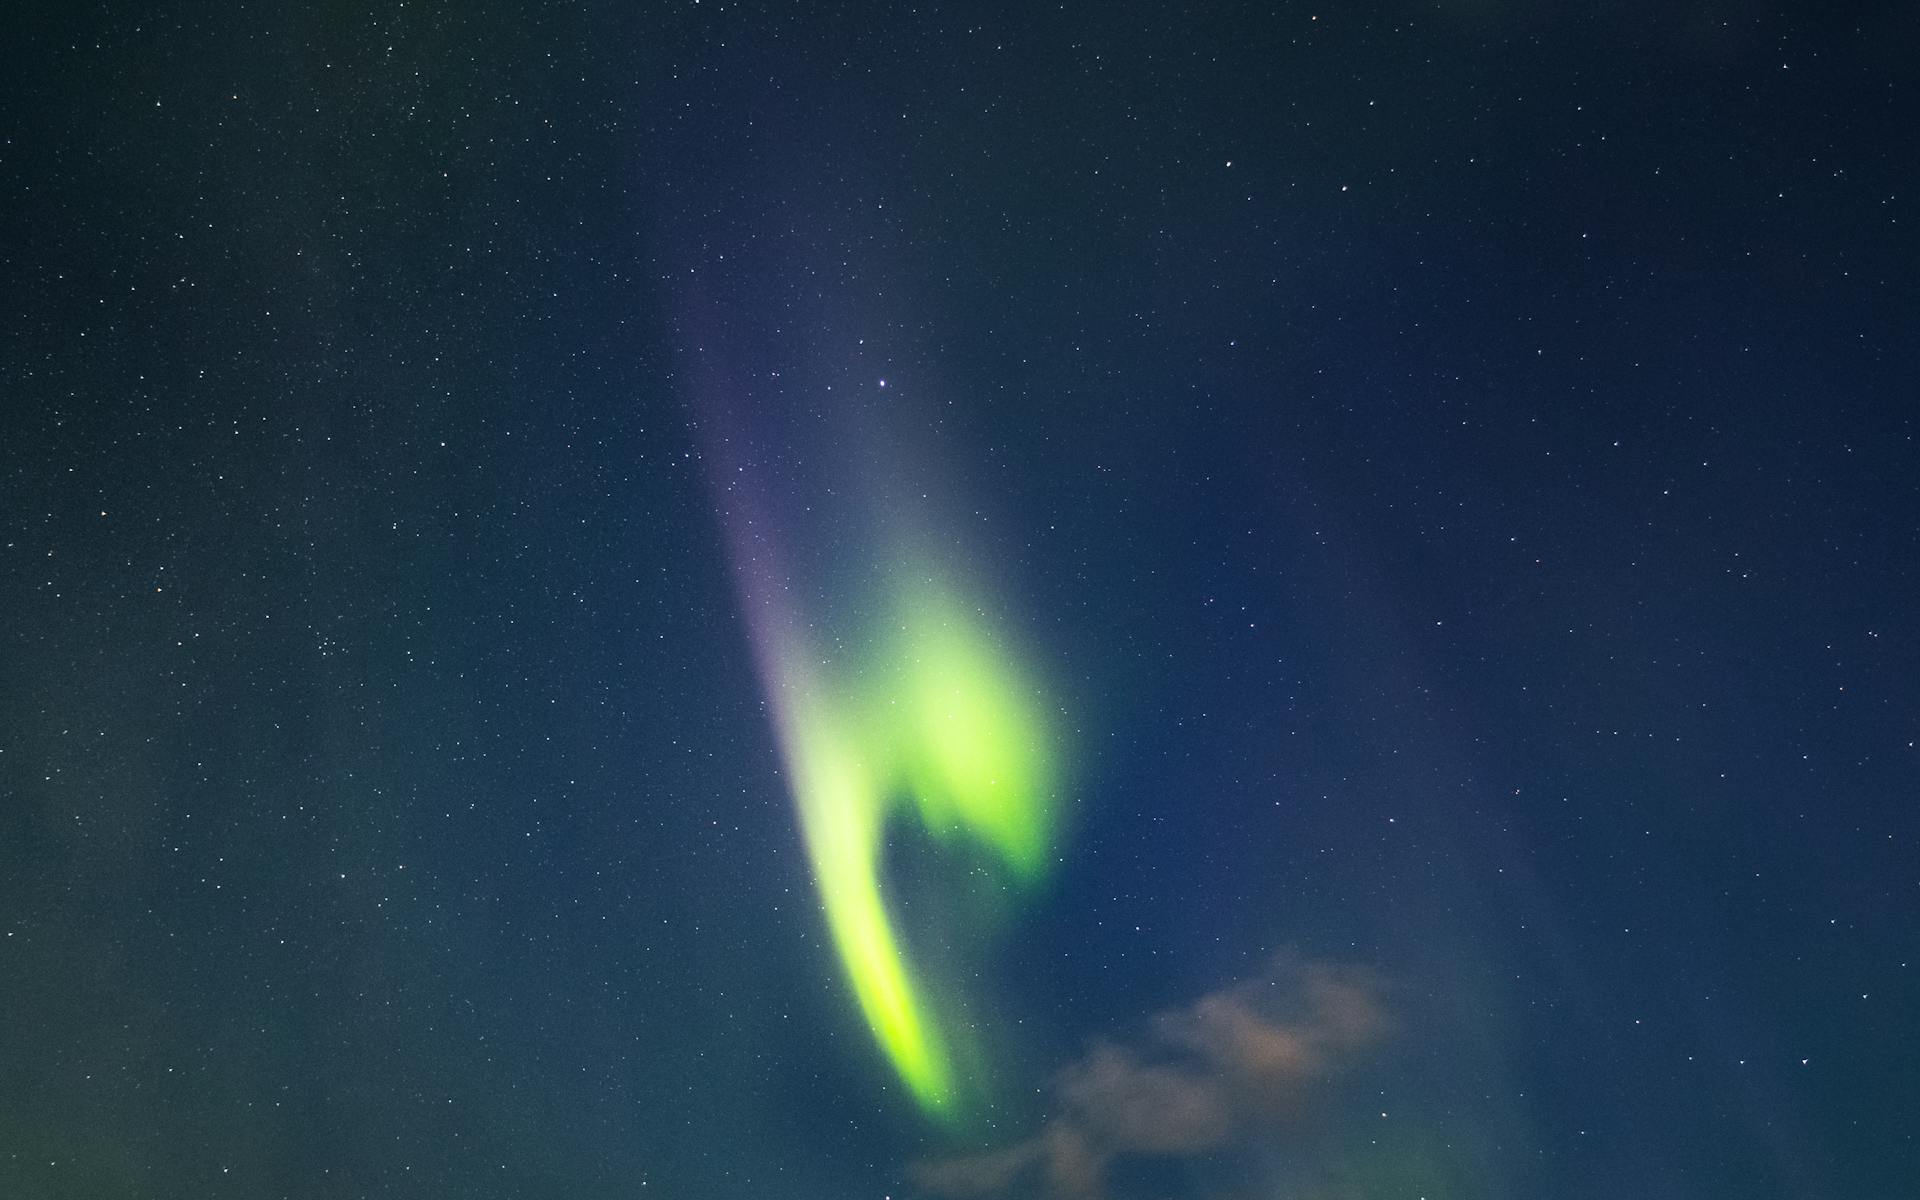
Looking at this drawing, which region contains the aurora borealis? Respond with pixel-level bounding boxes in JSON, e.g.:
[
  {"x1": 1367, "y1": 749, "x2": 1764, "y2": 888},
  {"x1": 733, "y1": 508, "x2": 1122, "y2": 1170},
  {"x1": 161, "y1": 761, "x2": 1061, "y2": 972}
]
[
  {"x1": 751, "y1": 567, "x2": 1057, "y2": 1115},
  {"x1": 682, "y1": 246, "x2": 1063, "y2": 1115},
  {"x1": 6, "y1": 3, "x2": 1918, "y2": 1198}
]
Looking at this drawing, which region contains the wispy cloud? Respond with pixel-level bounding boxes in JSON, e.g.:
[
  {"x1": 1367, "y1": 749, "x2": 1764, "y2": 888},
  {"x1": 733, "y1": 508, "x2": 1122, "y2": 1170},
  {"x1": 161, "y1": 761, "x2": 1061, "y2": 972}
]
[{"x1": 913, "y1": 956, "x2": 1391, "y2": 1199}]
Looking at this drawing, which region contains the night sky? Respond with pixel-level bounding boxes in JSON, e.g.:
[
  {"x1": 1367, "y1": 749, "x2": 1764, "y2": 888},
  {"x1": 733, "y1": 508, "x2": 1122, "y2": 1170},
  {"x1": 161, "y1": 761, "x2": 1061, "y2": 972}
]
[{"x1": 4, "y1": 3, "x2": 1917, "y2": 1198}]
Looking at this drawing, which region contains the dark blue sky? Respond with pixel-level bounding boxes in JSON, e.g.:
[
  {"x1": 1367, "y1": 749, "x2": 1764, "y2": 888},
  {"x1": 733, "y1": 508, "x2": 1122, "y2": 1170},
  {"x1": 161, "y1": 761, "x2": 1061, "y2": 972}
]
[{"x1": 4, "y1": 3, "x2": 1915, "y2": 1198}]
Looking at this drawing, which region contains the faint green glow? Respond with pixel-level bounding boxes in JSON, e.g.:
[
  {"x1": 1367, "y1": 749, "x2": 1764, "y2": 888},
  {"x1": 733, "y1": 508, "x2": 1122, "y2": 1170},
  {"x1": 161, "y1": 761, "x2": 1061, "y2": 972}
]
[{"x1": 772, "y1": 570, "x2": 1057, "y2": 1117}]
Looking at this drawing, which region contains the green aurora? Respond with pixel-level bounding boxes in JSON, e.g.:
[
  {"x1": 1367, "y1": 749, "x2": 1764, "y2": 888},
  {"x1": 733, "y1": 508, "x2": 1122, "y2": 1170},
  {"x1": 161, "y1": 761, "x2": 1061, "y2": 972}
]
[{"x1": 766, "y1": 568, "x2": 1058, "y2": 1117}]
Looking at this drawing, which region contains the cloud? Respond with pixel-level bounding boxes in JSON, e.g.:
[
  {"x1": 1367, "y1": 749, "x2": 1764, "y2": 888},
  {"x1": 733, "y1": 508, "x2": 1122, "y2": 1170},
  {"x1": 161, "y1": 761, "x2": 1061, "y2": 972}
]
[{"x1": 911, "y1": 956, "x2": 1390, "y2": 1200}]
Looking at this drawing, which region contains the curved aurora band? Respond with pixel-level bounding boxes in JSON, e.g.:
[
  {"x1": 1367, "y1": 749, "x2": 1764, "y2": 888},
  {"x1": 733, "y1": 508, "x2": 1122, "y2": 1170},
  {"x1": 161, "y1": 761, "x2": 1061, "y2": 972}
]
[
  {"x1": 679, "y1": 325, "x2": 1064, "y2": 1119},
  {"x1": 762, "y1": 567, "x2": 1057, "y2": 1115}
]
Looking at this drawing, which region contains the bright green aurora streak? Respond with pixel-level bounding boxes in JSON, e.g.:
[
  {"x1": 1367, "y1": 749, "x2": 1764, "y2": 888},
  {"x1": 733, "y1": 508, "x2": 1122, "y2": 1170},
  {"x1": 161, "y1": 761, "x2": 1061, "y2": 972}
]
[{"x1": 766, "y1": 569, "x2": 1057, "y2": 1118}]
